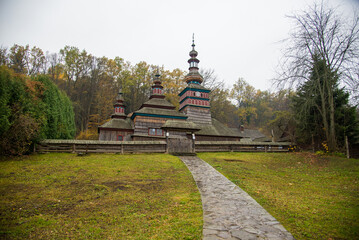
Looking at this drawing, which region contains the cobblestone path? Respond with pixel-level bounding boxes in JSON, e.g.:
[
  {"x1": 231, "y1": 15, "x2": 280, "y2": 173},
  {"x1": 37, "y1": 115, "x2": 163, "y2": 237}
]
[{"x1": 179, "y1": 156, "x2": 295, "y2": 240}]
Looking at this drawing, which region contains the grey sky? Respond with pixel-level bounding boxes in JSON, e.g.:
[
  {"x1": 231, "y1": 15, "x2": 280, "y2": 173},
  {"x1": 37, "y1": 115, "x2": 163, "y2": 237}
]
[{"x1": 0, "y1": 0, "x2": 357, "y2": 91}]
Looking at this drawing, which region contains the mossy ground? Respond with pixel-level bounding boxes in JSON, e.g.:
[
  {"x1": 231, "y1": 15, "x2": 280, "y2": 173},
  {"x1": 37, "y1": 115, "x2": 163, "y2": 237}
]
[
  {"x1": 0, "y1": 153, "x2": 202, "y2": 239},
  {"x1": 198, "y1": 152, "x2": 359, "y2": 240}
]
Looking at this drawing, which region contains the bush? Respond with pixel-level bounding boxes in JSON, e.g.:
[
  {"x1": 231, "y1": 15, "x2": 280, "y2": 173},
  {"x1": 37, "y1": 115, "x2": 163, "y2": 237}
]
[{"x1": 0, "y1": 66, "x2": 75, "y2": 155}]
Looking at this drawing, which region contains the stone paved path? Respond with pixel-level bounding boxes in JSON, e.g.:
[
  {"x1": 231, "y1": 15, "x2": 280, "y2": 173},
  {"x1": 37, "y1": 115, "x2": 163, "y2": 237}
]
[{"x1": 179, "y1": 156, "x2": 295, "y2": 240}]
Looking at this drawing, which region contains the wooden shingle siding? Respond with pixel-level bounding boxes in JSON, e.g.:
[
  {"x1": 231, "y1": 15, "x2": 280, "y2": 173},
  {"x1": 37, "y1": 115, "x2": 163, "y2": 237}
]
[
  {"x1": 181, "y1": 106, "x2": 212, "y2": 125},
  {"x1": 99, "y1": 130, "x2": 132, "y2": 141}
]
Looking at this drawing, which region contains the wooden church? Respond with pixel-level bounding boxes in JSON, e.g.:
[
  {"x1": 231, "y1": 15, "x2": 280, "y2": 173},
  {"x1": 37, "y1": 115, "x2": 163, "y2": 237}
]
[{"x1": 98, "y1": 39, "x2": 242, "y2": 142}]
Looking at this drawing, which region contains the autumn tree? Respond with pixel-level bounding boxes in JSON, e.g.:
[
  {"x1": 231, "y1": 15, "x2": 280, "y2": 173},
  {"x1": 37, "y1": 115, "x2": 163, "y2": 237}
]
[
  {"x1": 278, "y1": 2, "x2": 359, "y2": 151},
  {"x1": 0, "y1": 66, "x2": 75, "y2": 155},
  {"x1": 230, "y1": 78, "x2": 258, "y2": 126},
  {"x1": 8, "y1": 44, "x2": 29, "y2": 74},
  {"x1": 162, "y1": 68, "x2": 187, "y2": 109}
]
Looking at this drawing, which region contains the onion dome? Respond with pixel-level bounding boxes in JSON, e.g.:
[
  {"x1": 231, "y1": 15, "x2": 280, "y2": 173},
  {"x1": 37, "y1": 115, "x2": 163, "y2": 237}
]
[{"x1": 185, "y1": 34, "x2": 203, "y2": 85}]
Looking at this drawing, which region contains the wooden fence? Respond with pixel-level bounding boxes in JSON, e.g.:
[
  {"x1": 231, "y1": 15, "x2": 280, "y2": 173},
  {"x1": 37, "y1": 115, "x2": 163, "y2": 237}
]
[
  {"x1": 195, "y1": 141, "x2": 290, "y2": 152},
  {"x1": 36, "y1": 139, "x2": 292, "y2": 154}
]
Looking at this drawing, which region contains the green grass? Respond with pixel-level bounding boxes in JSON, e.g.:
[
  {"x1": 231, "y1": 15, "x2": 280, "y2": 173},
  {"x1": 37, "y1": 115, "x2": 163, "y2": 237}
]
[
  {"x1": 0, "y1": 153, "x2": 202, "y2": 239},
  {"x1": 197, "y1": 152, "x2": 359, "y2": 240}
]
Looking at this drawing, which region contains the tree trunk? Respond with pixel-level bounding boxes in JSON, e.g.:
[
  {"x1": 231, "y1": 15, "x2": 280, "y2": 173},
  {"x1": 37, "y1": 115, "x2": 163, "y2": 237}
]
[
  {"x1": 328, "y1": 91, "x2": 336, "y2": 152},
  {"x1": 317, "y1": 77, "x2": 330, "y2": 146}
]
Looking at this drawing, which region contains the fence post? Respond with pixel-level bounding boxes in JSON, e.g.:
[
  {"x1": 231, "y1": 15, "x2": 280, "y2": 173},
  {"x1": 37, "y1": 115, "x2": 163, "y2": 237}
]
[
  {"x1": 72, "y1": 144, "x2": 76, "y2": 153},
  {"x1": 345, "y1": 135, "x2": 350, "y2": 159},
  {"x1": 166, "y1": 132, "x2": 169, "y2": 153}
]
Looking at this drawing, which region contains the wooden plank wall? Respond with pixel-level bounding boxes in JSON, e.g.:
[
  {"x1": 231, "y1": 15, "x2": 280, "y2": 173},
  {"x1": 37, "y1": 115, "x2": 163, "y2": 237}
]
[
  {"x1": 195, "y1": 142, "x2": 289, "y2": 152},
  {"x1": 134, "y1": 116, "x2": 166, "y2": 135},
  {"x1": 36, "y1": 140, "x2": 166, "y2": 154},
  {"x1": 36, "y1": 140, "x2": 292, "y2": 154},
  {"x1": 181, "y1": 106, "x2": 212, "y2": 125}
]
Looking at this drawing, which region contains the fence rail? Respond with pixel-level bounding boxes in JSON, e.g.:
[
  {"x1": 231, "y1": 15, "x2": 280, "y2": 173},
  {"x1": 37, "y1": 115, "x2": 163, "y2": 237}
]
[
  {"x1": 36, "y1": 139, "x2": 292, "y2": 154},
  {"x1": 195, "y1": 141, "x2": 290, "y2": 152}
]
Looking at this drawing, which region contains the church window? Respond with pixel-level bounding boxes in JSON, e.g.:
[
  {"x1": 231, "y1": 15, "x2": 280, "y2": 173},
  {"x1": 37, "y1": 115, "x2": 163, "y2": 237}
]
[
  {"x1": 149, "y1": 128, "x2": 156, "y2": 135},
  {"x1": 117, "y1": 135, "x2": 123, "y2": 141},
  {"x1": 195, "y1": 91, "x2": 201, "y2": 97},
  {"x1": 149, "y1": 128, "x2": 163, "y2": 136}
]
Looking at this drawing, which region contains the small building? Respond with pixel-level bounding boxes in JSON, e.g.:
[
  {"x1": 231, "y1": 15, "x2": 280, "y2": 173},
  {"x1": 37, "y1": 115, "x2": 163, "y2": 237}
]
[
  {"x1": 98, "y1": 89, "x2": 133, "y2": 141},
  {"x1": 98, "y1": 39, "x2": 248, "y2": 142}
]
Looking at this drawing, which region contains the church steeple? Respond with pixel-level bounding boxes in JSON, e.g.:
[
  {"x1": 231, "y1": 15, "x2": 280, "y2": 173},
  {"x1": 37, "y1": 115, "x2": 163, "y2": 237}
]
[
  {"x1": 178, "y1": 36, "x2": 212, "y2": 125},
  {"x1": 112, "y1": 88, "x2": 127, "y2": 119},
  {"x1": 186, "y1": 34, "x2": 203, "y2": 85},
  {"x1": 150, "y1": 68, "x2": 165, "y2": 99}
]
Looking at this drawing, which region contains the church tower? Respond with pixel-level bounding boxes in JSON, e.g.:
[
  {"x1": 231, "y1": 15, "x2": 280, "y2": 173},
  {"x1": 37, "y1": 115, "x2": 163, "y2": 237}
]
[
  {"x1": 112, "y1": 88, "x2": 127, "y2": 119},
  {"x1": 179, "y1": 36, "x2": 212, "y2": 125}
]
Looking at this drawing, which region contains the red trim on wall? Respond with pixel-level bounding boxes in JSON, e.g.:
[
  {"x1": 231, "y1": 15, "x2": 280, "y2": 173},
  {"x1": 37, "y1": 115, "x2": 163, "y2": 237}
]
[{"x1": 117, "y1": 135, "x2": 123, "y2": 141}]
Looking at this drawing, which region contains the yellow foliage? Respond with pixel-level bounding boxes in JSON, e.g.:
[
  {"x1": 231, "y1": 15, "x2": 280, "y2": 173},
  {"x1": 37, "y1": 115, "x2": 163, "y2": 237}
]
[{"x1": 76, "y1": 129, "x2": 98, "y2": 140}]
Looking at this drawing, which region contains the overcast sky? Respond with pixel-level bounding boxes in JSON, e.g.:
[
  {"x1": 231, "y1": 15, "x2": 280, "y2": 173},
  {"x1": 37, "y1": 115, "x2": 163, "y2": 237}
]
[{"x1": 0, "y1": 0, "x2": 358, "y2": 91}]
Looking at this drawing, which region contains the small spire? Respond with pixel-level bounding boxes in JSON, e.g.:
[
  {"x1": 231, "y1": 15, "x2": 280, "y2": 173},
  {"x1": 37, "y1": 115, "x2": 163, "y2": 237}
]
[
  {"x1": 150, "y1": 66, "x2": 165, "y2": 99},
  {"x1": 155, "y1": 67, "x2": 160, "y2": 78},
  {"x1": 192, "y1": 33, "x2": 195, "y2": 48},
  {"x1": 116, "y1": 87, "x2": 124, "y2": 101}
]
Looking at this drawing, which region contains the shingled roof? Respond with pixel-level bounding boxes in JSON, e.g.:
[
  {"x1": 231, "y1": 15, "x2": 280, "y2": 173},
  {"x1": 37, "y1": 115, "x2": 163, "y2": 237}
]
[
  {"x1": 195, "y1": 118, "x2": 239, "y2": 137},
  {"x1": 98, "y1": 118, "x2": 133, "y2": 130},
  {"x1": 230, "y1": 128, "x2": 270, "y2": 141},
  {"x1": 141, "y1": 98, "x2": 175, "y2": 109},
  {"x1": 162, "y1": 120, "x2": 200, "y2": 131},
  {"x1": 132, "y1": 107, "x2": 187, "y2": 119}
]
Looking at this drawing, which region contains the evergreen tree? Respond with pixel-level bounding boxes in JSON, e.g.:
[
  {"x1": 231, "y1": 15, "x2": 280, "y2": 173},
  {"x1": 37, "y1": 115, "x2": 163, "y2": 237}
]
[{"x1": 292, "y1": 56, "x2": 359, "y2": 150}]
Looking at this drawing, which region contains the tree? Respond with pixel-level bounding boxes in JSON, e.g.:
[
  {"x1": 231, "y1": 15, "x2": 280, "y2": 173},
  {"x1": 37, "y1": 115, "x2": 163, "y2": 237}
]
[
  {"x1": 278, "y1": 2, "x2": 359, "y2": 151},
  {"x1": 9, "y1": 44, "x2": 29, "y2": 74},
  {"x1": 210, "y1": 88, "x2": 238, "y2": 127},
  {"x1": 0, "y1": 66, "x2": 75, "y2": 155},
  {"x1": 200, "y1": 68, "x2": 224, "y2": 91},
  {"x1": 230, "y1": 78, "x2": 258, "y2": 126},
  {"x1": 162, "y1": 68, "x2": 187, "y2": 109},
  {"x1": 292, "y1": 55, "x2": 359, "y2": 150}
]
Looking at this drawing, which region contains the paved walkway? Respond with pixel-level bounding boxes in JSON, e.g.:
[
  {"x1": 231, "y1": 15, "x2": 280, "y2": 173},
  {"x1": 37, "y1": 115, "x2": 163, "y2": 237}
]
[{"x1": 179, "y1": 156, "x2": 295, "y2": 240}]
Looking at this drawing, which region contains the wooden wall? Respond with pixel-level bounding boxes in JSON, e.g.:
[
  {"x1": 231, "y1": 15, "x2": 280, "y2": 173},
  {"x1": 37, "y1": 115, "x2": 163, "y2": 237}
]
[
  {"x1": 99, "y1": 130, "x2": 133, "y2": 141},
  {"x1": 180, "y1": 106, "x2": 212, "y2": 125},
  {"x1": 36, "y1": 140, "x2": 292, "y2": 154},
  {"x1": 191, "y1": 134, "x2": 240, "y2": 141}
]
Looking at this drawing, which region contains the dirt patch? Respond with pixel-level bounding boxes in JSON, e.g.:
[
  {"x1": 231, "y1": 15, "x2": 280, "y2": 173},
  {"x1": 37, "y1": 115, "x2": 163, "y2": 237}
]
[
  {"x1": 224, "y1": 159, "x2": 245, "y2": 162},
  {"x1": 102, "y1": 179, "x2": 165, "y2": 192},
  {"x1": 102, "y1": 181, "x2": 129, "y2": 191}
]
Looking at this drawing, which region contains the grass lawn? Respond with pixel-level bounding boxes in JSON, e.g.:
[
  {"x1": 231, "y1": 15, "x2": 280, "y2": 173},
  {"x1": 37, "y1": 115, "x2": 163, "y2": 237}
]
[
  {"x1": 0, "y1": 153, "x2": 202, "y2": 239},
  {"x1": 197, "y1": 152, "x2": 359, "y2": 240}
]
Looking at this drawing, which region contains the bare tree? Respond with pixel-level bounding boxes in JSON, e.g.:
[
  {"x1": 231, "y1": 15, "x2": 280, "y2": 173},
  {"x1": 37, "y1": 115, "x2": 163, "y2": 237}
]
[
  {"x1": 277, "y1": 1, "x2": 359, "y2": 151},
  {"x1": 200, "y1": 68, "x2": 224, "y2": 91},
  {"x1": 0, "y1": 46, "x2": 8, "y2": 66}
]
